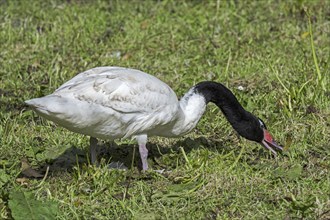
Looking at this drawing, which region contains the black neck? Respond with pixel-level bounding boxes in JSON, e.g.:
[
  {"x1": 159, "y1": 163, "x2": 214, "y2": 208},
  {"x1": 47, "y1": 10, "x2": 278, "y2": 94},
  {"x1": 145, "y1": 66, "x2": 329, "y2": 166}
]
[{"x1": 194, "y1": 81, "x2": 254, "y2": 133}]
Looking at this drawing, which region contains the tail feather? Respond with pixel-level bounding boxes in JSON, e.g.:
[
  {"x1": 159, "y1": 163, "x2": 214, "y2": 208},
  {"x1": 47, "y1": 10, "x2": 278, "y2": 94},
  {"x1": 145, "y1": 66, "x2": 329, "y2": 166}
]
[
  {"x1": 25, "y1": 95, "x2": 87, "y2": 128},
  {"x1": 25, "y1": 96, "x2": 67, "y2": 114}
]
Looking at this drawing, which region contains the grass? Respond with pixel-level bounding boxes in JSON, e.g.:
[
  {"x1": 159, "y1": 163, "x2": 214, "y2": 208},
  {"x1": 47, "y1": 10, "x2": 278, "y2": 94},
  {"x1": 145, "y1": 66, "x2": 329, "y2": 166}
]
[{"x1": 0, "y1": 0, "x2": 329, "y2": 219}]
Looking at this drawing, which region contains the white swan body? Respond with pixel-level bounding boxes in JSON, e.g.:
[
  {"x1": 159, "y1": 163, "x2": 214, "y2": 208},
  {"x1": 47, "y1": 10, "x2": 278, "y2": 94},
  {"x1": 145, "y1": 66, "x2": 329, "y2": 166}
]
[
  {"x1": 26, "y1": 67, "x2": 207, "y2": 170},
  {"x1": 26, "y1": 67, "x2": 206, "y2": 139}
]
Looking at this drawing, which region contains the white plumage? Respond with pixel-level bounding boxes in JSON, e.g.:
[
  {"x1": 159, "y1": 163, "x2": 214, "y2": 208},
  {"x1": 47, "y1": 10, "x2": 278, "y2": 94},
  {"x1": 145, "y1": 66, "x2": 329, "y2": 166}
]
[{"x1": 25, "y1": 66, "x2": 207, "y2": 170}]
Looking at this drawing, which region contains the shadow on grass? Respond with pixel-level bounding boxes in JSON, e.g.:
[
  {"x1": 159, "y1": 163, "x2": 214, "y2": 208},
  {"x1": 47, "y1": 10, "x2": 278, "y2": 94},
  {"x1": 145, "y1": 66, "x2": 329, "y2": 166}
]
[{"x1": 41, "y1": 137, "x2": 233, "y2": 172}]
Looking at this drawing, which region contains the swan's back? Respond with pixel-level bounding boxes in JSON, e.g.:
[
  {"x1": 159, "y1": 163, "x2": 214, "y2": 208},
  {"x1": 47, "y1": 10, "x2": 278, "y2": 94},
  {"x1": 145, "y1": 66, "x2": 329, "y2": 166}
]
[{"x1": 25, "y1": 67, "x2": 180, "y2": 139}]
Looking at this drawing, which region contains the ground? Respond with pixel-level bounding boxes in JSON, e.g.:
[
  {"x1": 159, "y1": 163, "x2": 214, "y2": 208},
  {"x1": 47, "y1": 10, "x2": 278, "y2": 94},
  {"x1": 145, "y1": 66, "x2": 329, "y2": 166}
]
[{"x1": 0, "y1": 0, "x2": 329, "y2": 219}]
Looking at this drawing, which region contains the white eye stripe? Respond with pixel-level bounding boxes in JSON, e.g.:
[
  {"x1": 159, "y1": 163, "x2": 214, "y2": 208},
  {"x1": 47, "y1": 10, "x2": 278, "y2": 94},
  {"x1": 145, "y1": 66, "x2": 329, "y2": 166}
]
[{"x1": 258, "y1": 119, "x2": 265, "y2": 129}]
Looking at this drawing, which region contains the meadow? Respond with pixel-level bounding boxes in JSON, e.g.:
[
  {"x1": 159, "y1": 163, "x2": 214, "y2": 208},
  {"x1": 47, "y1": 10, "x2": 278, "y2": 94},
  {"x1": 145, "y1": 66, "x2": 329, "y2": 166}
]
[{"x1": 0, "y1": 0, "x2": 329, "y2": 219}]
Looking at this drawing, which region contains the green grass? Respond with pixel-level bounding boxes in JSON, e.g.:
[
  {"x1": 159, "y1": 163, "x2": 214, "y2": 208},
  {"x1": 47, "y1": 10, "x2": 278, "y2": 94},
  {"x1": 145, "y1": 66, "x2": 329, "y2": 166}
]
[{"x1": 1, "y1": 0, "x2": 329, "y2": 219}]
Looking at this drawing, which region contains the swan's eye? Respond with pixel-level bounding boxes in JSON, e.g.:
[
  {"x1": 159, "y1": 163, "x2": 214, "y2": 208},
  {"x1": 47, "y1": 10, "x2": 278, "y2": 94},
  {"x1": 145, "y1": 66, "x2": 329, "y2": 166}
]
[{"x1": 258, "y1": 118, "x2": 267, "y2": 130}]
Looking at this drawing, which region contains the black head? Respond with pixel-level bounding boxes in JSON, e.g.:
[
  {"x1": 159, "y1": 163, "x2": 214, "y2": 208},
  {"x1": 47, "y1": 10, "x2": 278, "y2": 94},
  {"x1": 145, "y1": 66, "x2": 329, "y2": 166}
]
[
  {"x1": 232, "y1": 112, "x2": 264, "y2": 142},
  {"x1": 234, "y1": 113, "x2": 283, "y2": 155}
]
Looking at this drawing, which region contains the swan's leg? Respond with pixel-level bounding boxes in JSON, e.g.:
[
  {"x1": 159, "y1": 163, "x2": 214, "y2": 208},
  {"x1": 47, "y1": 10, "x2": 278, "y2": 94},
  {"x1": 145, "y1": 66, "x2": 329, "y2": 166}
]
[
  {"x1": 136, "y1": 135, "x2": 148, "y2": 171},
  {"x1": 89, "y1": 137, "x2": 98, "y2": 164}
]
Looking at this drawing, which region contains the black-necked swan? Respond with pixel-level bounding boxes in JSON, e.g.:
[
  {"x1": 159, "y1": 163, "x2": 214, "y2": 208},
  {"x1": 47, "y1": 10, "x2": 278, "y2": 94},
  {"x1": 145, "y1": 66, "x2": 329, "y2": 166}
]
[{"x1": 25, "y1": 66, "x2": 282, "y2": 170}]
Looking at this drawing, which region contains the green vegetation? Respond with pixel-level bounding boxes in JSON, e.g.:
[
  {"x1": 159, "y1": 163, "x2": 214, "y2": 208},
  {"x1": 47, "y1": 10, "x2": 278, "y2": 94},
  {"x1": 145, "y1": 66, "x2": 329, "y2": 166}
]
[{"x1": 0, "y1": 0, "x2": 329, "y2": 219}]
